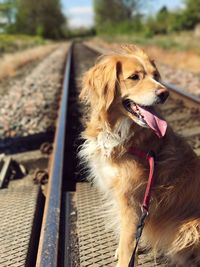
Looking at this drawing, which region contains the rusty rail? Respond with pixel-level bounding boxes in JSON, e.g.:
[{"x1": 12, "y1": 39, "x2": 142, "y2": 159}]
[
  {"x1": 36, "y1": 43, "x2": 72, "y2": 267},
  {"x1": 162, "y1": 81, "x2": 200, "y2": 109}
]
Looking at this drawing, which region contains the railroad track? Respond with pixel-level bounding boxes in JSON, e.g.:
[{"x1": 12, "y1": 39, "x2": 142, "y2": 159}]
[{"x1": 1, "y1": 42, "x2": 200, "y2": 267}]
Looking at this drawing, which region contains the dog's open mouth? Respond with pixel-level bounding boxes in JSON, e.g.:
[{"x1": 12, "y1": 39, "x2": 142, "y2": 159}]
[{"x1": 123, "y1": 99, "x2": 167, "y2": 138}]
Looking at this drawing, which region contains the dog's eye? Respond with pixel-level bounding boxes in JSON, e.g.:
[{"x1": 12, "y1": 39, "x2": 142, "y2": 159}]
[
  {"x1": 154, "y1": 73, "x2": 160, "y2": 81},
  {"x1": 128, "y1": 74, "x2": 140, "y2": 80}
]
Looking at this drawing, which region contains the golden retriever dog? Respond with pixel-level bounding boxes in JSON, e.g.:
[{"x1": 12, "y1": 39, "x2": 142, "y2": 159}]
[{"x1": 79, "y1": 44, "x2": 200, "y2": 267}]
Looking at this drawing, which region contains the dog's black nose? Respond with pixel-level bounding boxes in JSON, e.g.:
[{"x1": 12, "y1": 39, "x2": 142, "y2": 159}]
[{"x1": 156, "y1": 88, "x2": 169, "y2": 103}]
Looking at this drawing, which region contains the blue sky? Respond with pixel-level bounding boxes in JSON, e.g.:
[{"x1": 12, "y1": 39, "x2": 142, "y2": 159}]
[
  {"x1": 62, "y1": 0, "x2": 93, "y2": 28},
  {"x1": 61, "y1": 0, "x2": 184, "y2": 28}
]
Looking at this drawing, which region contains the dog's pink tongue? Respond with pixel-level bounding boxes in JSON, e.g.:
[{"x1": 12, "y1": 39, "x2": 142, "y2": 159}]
[{"x1": 137, "y1": 106, "x2": 167, "y2": 138}]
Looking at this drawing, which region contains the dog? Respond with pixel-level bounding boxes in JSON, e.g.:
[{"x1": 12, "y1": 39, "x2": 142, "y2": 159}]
[{"x1": 79, "y1": 44, "x2": 200, "y2": 267}]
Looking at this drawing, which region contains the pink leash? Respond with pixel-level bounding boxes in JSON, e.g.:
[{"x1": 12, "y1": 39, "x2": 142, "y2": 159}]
[{"x1": 128, "y1": 147, "x2": 156, "y2": 267}]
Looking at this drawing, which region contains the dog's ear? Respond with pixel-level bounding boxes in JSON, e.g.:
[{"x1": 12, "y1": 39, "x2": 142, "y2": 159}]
[{"x1": 80, "y1": 56, "x2": 118, "y2": 111}]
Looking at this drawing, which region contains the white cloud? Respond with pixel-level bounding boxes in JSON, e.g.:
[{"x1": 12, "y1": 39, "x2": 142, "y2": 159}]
[
  {"x1": 68, "y1": 6, "x2": 93, "y2": 15},
  {"x1": 65, "y1": 6, "x2": 94, "y2": 29}
]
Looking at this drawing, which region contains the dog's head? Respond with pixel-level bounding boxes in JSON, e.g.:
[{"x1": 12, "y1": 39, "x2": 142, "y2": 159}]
[{"x1": 80, "y1": 44, "x2": 169, "y2": 138}]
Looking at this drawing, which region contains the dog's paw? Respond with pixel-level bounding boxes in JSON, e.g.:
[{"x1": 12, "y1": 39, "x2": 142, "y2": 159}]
[{"x1": 115, "y1": 247, "x2": 119, "y2": 260}]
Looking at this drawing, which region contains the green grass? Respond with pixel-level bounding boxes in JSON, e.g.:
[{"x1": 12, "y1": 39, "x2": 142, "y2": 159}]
[
  {"x1": 99, "y1": 31, "x2": 200, "y2": 54},
  {"x1": 0, "y1": 34, "x2": 48, "y2": 55}
]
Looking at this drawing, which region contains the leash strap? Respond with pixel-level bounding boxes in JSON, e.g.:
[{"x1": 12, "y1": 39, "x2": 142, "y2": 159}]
[
  {"x1": 128, "y1": 148, "x2": 156, "y2": 267},
  {"x1": 128, "y1": 209, "x2": 148, "y2": 267}
]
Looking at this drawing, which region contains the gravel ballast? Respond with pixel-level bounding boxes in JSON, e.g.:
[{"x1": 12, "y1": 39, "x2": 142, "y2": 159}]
[
  {"x1": 158, "y1": 63, "x2": 200, "y2": 97},
  {"x1": 0, "y1": 44, "x2": 69, "y2": 139}
]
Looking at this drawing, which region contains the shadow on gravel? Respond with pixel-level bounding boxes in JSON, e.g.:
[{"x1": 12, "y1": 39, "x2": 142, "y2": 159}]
[{"x1": 0, "y1": 131, "x2": 54, "y2": 154}]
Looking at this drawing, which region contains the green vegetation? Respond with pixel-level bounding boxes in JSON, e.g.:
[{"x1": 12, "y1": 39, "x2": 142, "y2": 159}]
[
  {"x1": 0, "y1": 0, "x2": 66, "y2": 39},
  {"x1": 93, "y1": 0, "x2": 200, "y2": 40},
  {"x1": 66, "y1": 28, "x2": 96, "y2": 39},
  {"x1": 0, "y1": 0, "x2": 66, "y2": 56},
  {"x1": 144, "y1": 0, "x2": 200, "y2": 36},
  {"x1": 1, "y1": 0, "x2": 200, "y2": 53},
  {"x1": 15, "y1": 0, "x2": 66, "y2": 39},
  {"x1": 94, "y1": 0, "x2": 142, "y2": 35},
  {"x1": 0, "y1": 0, "x2": 15, "y2": 31},
  {"x1": 0, "y1": 34, "x2": 47, "y2": 55},
  {"x1": 101, "y1": 31, "x2": 200, "y2": 53}
]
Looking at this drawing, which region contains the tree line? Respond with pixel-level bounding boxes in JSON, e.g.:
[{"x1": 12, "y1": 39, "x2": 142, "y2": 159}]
[
  {"x1": 94, "y1": 0, "x2": 200, "y2": 36},
  {"x1": 0, "y1": 0, "x2": 66, "y2": 39},
  {"x1": 1, "y1": 0, "x2": 200, "y2": 39}
]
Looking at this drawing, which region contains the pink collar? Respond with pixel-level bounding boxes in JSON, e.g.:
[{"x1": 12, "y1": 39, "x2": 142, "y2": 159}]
[{"x1": 128, "y1": 147, "x2": 156, "y2": 213}]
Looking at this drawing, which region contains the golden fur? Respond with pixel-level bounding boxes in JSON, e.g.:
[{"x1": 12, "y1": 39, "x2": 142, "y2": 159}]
[{"x1": 79, "y1": 44, "x2": 200, "y2": 267}]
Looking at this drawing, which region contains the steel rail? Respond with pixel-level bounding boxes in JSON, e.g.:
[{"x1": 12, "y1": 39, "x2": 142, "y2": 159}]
[
  {"x1": 162, "y1": 81, "x2": 200, "y2": 109},
  {"x1": 84, "y1": 42, "x2": 200, "y2": 109},
  {"x1": 36, "y1": 43, "x2": 72, "y2": 267}
]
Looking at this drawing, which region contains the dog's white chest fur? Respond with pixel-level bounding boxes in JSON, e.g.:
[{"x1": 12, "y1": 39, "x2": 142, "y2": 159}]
[
  {"x1": 80, "y1": 118, "x2": 133, "y2": 191},
  {"x1": 90, "y1": 153, "x2": 117, "y2": 191},
  {"x1": 80, "y1": 135, "x2": 118, "y2": 191}
]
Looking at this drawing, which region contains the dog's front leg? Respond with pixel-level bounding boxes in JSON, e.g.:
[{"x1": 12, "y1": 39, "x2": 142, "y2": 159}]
[
  {"x1": 117, "y1": 222, "x2": 138, "y2": 267},
  {"x1": 116, "y1": 195, "x2": 138, "y2": 267}
]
